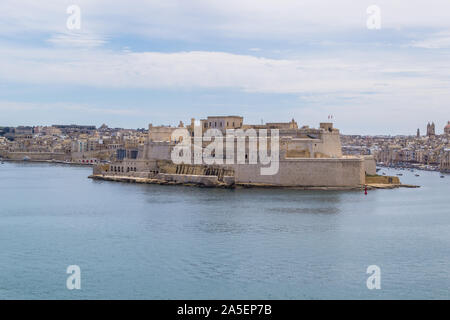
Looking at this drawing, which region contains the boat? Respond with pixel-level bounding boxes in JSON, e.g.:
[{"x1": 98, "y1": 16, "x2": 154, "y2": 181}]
[
  {"x1": 396, "y1": 173, "x2": 403, "y2": 176},
  {"x1": 415, "y1": 174, "x2": 420, "y2": 177},
  {"x1": 23, "y1": 156, "x2": 30, "y2": 161},
  {"x1": 441, "y1": 175, "x2": 445, "y2": 178}
]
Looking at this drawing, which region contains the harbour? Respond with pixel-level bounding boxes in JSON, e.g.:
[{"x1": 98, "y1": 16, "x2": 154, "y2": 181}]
[{"x1": 0, "y1": 162, "x2": 448, "y2": 299}]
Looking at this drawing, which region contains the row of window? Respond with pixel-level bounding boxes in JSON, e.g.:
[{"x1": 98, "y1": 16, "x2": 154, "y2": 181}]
[
  {"x1": 205, "y1": 121, "x2": 242, "y2": 128},
  {"x1": 109, "y1": 166, "x2": 137, "y2": 173},
  {"x1": 78, "y1": 159, "x2": 98, "y2": 163}
]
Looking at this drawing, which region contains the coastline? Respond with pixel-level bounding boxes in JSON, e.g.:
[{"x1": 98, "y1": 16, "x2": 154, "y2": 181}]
[
  {"x1": 1, "y1": 159, "x2": 421, "y2": 189},
  {"x1": 88, "y1": 173, "x2": 419, "y2": 190},
  {"x1": 1, "y1": 158, "x2": 93, "y2": 167}
]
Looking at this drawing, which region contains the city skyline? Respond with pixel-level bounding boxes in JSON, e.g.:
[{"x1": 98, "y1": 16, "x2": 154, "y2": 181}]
[
  {"x1": 1, "y1": 1, "x2": 450, "y2": 134},
  {"x1": 1, "y1": 119, "x2": 450, "y2": 137}
]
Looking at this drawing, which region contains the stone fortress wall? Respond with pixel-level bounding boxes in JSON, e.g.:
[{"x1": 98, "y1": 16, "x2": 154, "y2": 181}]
[
  {"x1": 232, "y1": 158, "x2": 365, "y2": 187},
  {"x1": 0, "y1": 151, "x2": 69, "y2": 161},
  {"x1": 92, "y1": 116, "x2": 376, "y2": 189}
]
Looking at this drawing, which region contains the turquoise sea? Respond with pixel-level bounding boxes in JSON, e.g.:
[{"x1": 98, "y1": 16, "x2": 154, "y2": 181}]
[{"x1": 0, "y1": 162, "x2": 449, "y2": 299}]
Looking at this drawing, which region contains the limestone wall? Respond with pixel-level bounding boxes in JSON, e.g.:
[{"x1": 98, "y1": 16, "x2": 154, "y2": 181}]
[
  {"x1": 232, "y1": 158, "x2": 364, "y2": 187},
  {"x1": 148, "y1": 125, "x2": 178, "y2": 142},
  {"x1": 158, "y1": 161, "x2": 233, "y2": 181},
  {"x1": 103, "y1": 159, "x2": 158, "y2": 175},
  {"x1": 363, "y1": 156, "x2": 377, "y2": 175},
  {"x1": 2, "y1": 152, "x2": 68, "y2": 161},
  {"x1": 156, "y1": 173, "x2": 219, "y2": 187},
  {"x1": 145, "y1": 142, "x2": 173, "y2": 160},
  {"x1": 97, "y1": 157, "x2": 364, "y2": 187},
  {"x1": 71, "y1": 150, "x2": 114, "y2": 161},
  {"x1": 315, "y1": 131, "x2": 343, "y2": 158},
  {"x1": 365, "y1": 175, "x2": 400, "y2": 185}
]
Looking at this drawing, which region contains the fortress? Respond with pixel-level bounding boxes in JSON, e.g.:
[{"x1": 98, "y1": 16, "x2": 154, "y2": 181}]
[{"x1": 91, "y1": 116, "x2": 376, "y2": 189}]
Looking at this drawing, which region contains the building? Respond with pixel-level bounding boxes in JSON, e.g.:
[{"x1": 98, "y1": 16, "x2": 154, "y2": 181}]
[
  {"x1": 201, "y1": 116, "x2": 243, "y2": 130},
  {"x1": 427, "y1": 122, "x2": 436, "y2": 136},
  {"x1": 445, "y1": 121, "x2": 450, "y2": 135},
  {"x1": 440, "y1": 148, "x2": 450, "y2": 172},
  {"x1": 93, "y1": 116, "x2": 377, "y2": 188}
]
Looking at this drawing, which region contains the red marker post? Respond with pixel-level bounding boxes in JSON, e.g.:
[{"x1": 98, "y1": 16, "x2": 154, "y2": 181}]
[{"x1": 364, "y1": 185, "x2": 368, "y2": 195}]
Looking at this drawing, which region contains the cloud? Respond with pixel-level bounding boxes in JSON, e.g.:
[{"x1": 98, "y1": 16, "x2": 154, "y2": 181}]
[
  {"x1": 3, "y1": 1, "x2": 450, "y2": 42},
  {"x1": 1, "y1": 0, "x2": 450, "y2": 133},
  {"x1": 0, "y1": 44, "x2": 448, "y2": 96},
  {"x1": 411, "y1": 32, "x2": 450, "y2": 49},
  {"x1": 0, "y1": 101, "x2": 141, "y2": 116},
  {"x1": 47, "y1": 32, "x2": 108, "y2": 48}
]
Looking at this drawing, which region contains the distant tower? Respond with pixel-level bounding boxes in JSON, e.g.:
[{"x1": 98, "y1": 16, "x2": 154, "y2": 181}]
[
  {"x1": 445, "y1": 121, "x2": 450, "y2": 135},
  {"x1": 416, "y1": 128, "x2": 420, "y2": 137},
  {"x1": 426, "y1": 122, "x2": 435, "y2": 136}
]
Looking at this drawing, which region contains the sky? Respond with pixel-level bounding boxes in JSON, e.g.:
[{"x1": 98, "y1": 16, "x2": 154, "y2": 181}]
[{"x1": 0, "y1": 0, "x2": 449, "y2": 135}]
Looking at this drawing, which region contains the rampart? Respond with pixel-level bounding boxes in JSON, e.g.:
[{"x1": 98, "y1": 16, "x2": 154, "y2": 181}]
[{"x1": 232, "y1": 158, "x2": 365, "y2": 187}]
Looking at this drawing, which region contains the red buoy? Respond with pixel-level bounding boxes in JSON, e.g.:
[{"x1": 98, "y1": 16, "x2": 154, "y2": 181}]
[{"x1": 364, "y1": 185, "x2": 368, "y2": 195}]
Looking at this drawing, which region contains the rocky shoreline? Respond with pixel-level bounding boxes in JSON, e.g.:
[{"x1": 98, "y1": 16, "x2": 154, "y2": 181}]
[{"x1": 89, "y1": 174, "x2": 419, "y2": 190}]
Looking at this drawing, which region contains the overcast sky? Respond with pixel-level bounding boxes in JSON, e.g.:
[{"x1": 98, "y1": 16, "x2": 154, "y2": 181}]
[{"x1": 1, "y1": 0, "x2": 449, "y2": 134}]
